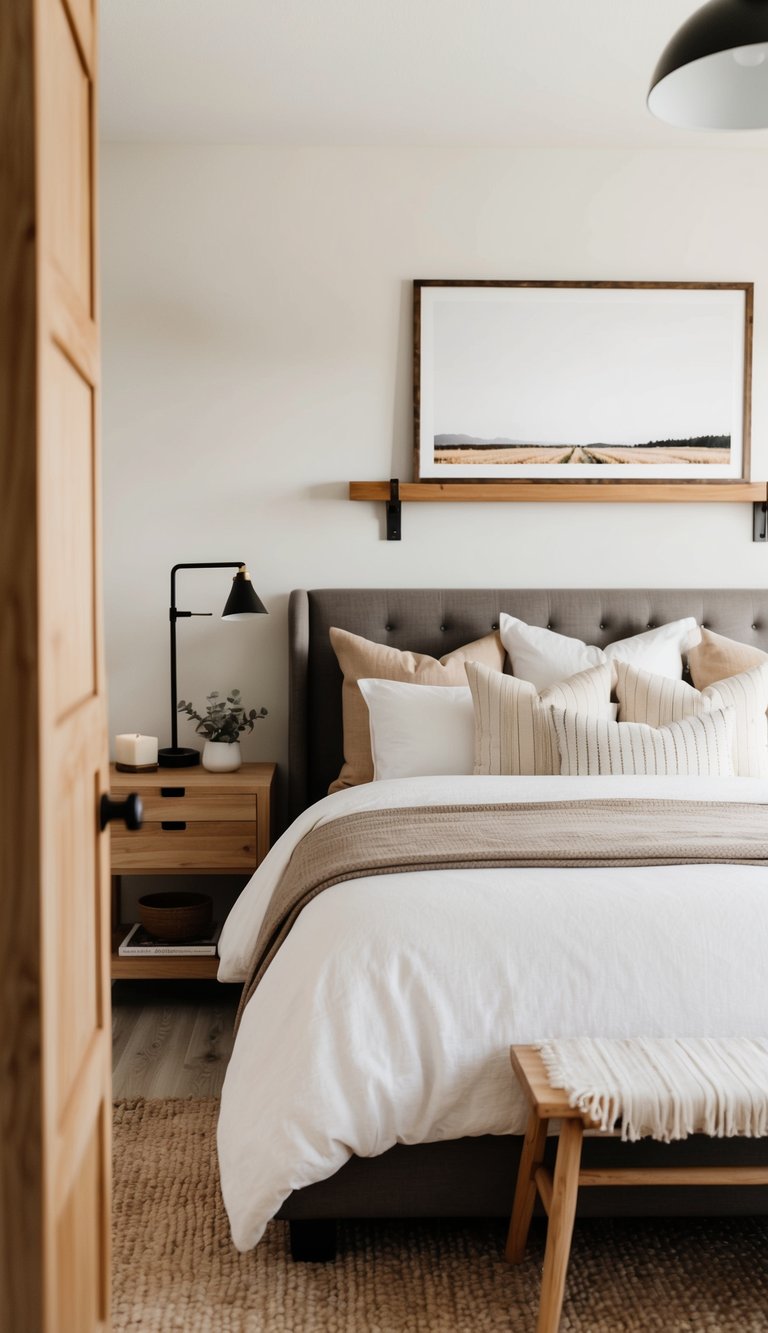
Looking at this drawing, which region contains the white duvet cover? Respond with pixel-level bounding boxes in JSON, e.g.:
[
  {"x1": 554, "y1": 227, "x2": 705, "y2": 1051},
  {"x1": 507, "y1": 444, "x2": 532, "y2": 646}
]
[{"x1": 217, "y1": 775, "x2": 768, "y2": 1251}]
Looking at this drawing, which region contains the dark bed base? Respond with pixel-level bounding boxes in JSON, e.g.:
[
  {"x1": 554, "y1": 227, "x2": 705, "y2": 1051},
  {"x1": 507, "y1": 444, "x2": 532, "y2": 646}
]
[
  {"x1": 280, "y1": 1135, "x2": 768, "y2": 1259},
  {"x1": 289, "y1": 1219, "x2": 339, "y2": 1262},
  {"x1": 281, "y1": 588, "x2": 768, "y2": 1256}
]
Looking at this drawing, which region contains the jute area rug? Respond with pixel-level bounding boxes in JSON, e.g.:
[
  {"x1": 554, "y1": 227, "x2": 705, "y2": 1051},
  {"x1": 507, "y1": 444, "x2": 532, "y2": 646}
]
[{"x1": 113, "y1": 1098, "x2": 768, "y2": 1333}]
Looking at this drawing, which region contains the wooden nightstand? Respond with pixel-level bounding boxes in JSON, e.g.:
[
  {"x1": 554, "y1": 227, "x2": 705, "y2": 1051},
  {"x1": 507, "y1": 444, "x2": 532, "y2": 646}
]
[{"x1": 110, "y1": 761, "x2": 276, "y2": 980}]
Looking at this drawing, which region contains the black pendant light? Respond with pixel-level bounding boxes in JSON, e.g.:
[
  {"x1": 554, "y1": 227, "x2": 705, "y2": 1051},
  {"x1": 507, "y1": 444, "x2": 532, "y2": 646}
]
[{"x1": 648, "y1": 0, "x2": 768, "y2": 129}]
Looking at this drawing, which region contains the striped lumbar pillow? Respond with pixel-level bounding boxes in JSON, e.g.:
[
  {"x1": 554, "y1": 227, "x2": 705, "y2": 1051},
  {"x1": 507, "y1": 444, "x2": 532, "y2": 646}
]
[
  {"x1": 551, "y1": 705, "x2": 735, "y2": 778},
  {"x1": 615, "y1": 659, "x2": 768, "y2": 779},
  {"x1": 465, "y1": 659, "x2": 613, "y2": 776}
]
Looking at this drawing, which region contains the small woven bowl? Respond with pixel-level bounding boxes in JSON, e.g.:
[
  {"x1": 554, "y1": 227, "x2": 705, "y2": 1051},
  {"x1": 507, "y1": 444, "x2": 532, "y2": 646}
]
[{"x1": 138, "y1": 891, "x2": 213, "y2": 942}]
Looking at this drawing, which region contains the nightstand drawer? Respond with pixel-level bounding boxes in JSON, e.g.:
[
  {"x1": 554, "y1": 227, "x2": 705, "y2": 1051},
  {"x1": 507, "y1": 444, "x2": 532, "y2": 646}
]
[
  {"x1": 111, "y1": 821, "x2": 259, "y2": 872},
  {"x1": 137, "y1": 792, "x2": 257, "y2": 823}
]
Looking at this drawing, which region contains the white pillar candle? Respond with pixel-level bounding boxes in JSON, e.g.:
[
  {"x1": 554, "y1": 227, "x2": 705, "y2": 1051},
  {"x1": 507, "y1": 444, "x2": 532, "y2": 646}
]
[{"x1": 114, "y1": 734, "x2": 159, "y2": 767}]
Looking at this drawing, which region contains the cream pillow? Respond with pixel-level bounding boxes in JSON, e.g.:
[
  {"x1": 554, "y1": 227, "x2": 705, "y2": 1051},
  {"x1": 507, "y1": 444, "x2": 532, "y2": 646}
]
[
  {"x1": 328, "y1": 626, "x2": 504, "y2": 791},
  {"x1": 499, "y1": 613, "x2": 700, "y2": 691},
  {"x1": 688, "y1": 628, "x2": 768, "y2": 691},
  {"x1": 615, "y1": 659, "x2": 768, "y2": 779},
  {"x1": 551, "y1": 706, "x2": 734, "y2": 778},
  {"x1": 357, "y1": 679, "x2": 475, "y2": 780},
  {"x1": 465, "y1": 660, "x2": 613, "y2": 776}
]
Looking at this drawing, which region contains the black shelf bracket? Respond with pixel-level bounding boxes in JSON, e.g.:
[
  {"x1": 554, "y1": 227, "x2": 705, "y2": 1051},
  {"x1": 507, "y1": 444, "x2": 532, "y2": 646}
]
[
  {"x1": 386, "y1": 477, "x2": 402, "y2": 541},
  {"x1": 754, "y1": 501, "x2": 768, "y2": 543}
]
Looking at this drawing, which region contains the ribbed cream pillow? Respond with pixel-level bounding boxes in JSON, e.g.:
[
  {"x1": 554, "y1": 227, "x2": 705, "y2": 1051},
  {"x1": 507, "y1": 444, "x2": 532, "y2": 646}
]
[
  {"x1": 551, "y1": 706, "x2": 735, "y2": 778},
  {"x1": 465, "y1": 659, "x2": 613, "y2": 775},
  {"x1": 615, "y1": 659, "x2": 768, "y2": 779},
  {"x1": 329, "y1": 627, "x2": 505, "y2": 791}
]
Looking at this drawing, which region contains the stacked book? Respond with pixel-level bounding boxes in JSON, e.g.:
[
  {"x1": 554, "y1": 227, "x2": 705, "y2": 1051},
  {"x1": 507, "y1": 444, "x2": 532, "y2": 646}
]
[{"x1": 118, "y1": 922, "x2": 222, "y2": 957}]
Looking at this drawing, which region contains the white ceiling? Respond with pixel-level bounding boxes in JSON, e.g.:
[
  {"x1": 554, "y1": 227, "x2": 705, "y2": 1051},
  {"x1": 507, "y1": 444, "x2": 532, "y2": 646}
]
[{"x1": 99, "y1": 0, "x2": 768, "y2": 147}]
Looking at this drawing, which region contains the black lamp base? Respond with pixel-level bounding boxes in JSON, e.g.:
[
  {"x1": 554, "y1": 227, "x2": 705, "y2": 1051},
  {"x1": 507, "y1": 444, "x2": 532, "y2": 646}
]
[{"x1": 158, "y1": 746, "x2": 200, "y2": 769}]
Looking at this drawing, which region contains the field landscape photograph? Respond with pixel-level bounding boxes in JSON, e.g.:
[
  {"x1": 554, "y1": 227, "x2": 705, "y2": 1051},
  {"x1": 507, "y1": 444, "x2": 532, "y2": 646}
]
[
  {"x1": 433, "y1": 433, "x2": 731, "y2": 467},
  {"x1": 418, "y1": 285, "x2": 746, "y2": 480}
]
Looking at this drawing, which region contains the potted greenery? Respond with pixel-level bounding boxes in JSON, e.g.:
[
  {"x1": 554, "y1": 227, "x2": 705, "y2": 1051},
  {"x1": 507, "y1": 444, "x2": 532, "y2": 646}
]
[{"x1": 177, "y1": 689, "x2": 267, "y2": 772}]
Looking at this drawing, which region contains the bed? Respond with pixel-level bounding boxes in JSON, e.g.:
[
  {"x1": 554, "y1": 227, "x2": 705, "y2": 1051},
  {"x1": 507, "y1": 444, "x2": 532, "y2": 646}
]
[{"x1": 217, "y1": 588, "x2": 768, "y2": 1258}]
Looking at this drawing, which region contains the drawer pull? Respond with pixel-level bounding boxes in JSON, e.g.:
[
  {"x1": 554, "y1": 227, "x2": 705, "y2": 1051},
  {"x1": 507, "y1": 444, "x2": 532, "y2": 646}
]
[
  {"x1": 161, "y1": 787, "x2": 186, "y2": 798},
  {"x1": 161, "y1": 820, "x2": 187, "y2": 831}
]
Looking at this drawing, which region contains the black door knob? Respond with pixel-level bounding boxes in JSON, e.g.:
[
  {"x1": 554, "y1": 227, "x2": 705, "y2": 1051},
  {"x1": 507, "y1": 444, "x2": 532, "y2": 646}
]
[{"x1": 100, "y1": 792, "x2": 143, "y2": 832}]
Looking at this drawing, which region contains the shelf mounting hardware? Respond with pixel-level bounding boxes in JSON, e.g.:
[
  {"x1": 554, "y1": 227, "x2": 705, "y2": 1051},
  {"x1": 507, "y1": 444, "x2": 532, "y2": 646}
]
[{"x1": 386, "y1": 477, "x2": 402, "y2": 541}]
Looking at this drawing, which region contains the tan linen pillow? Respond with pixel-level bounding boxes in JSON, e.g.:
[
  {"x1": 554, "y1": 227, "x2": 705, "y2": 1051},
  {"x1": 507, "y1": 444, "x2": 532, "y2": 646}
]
[
  {"x1": 688, "y1": 628, "x2": 768, "y2": 691},
  {"x1": 615, "y1": 659, "x2": 768, "y2": 778},
  {"x1": 329, "y1": 627, "x2": 504, "y2": 791},
  {"x1": 551, "y1": 706, "x2": 735, "y2": 778},
  {"x1": 465, "y1": 660, "x2": 613, "y2": 776}
]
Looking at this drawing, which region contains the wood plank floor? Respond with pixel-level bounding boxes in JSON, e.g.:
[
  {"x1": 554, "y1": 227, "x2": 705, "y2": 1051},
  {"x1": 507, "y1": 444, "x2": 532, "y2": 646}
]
[{"x1": 112, "y1": 980, "x2": 240, "y2": 1098}]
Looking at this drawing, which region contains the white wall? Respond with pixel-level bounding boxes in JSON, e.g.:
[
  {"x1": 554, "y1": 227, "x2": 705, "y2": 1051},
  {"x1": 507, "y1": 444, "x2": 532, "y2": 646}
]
[{"x1": 101, "y1": 144, "x2": 768, "y2": 802}]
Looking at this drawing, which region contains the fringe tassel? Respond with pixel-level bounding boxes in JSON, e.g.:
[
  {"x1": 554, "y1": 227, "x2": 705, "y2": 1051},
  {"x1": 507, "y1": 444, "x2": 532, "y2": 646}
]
[{"x1": 536, "y1": 1037, "x2": 768, "y2": 1143}]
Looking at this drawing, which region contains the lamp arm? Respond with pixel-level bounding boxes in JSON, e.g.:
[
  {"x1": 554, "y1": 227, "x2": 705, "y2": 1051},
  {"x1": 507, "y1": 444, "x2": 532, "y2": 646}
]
[
  {"x1": 168, "y1": 562, "x2": 247, "y2": 750},
  {"x1": 170, "y1": 561, "x2": 247, "y2": 602}
]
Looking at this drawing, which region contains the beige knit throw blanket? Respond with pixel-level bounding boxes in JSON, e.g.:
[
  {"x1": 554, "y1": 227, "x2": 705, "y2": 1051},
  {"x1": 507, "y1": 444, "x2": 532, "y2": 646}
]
[
  {"x1": 538, "y1": 1037, "x2": 768, "y2": 1142},
  {"x1": 236, "y1": 798, "x2": 768, "y2": 1030}
]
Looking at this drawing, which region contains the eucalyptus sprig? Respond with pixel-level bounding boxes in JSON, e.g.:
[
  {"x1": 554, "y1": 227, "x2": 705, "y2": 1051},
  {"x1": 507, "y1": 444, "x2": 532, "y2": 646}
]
[{"x1": 177, "y1": 689, "x2": 267, "y2": 744}]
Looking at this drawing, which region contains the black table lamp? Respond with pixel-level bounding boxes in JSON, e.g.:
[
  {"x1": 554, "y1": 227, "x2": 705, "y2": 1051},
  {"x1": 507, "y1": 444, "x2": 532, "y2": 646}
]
[{"x1": 158, "y1": 562, "x2": 267, "y2": 769}]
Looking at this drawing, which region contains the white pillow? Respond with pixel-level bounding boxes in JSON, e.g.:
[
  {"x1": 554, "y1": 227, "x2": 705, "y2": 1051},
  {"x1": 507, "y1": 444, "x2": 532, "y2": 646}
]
[
  {"x1": 357, "y1": 678, "x2": 475, "y2": 780},
  {"x1": 499, "y1": 613, "x2": 700, "y2": 691},
  {"x1": 465, "y1": 660, "x2": 614, "y2": 776},
  {"x1": 551, "y1": 705, "x2": 734, "y2": 778},
  {"x1": 615, "y1": 659, "x2": 768, "y2": 779}
]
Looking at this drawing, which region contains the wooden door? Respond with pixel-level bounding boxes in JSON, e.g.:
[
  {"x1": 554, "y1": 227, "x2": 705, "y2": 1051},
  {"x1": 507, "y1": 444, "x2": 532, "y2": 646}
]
[{"x1": 1, "y1": 0, "x2": 112, "y2": 1329}]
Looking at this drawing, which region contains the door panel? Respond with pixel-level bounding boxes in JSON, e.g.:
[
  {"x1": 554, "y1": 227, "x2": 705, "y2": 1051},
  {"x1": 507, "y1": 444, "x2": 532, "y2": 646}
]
[
  {"x1": 53, "y1": 756, "x2": 100, "y2": 1109},
  {"x1": 64, "y1": 0, "x2": 96, "y2": 70},
  {"x1": 56, "y1": 1119, "x2": 104, "y2": 1332},
  {"x1": 43, "y1": 344, "x2": 97, "y2": 717},
  {"x1": 45, "y1": 0, "x2": 93, "y2": 311}
]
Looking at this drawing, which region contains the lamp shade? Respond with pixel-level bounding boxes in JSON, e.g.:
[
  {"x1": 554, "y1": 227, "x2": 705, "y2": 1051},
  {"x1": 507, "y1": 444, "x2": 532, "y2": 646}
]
[
  {"x1": 648, "y1": 0, "x2": 768, "y2": 129},
  {"x1": 221, "y1": 566, "x2": 267, "y2": 620}
]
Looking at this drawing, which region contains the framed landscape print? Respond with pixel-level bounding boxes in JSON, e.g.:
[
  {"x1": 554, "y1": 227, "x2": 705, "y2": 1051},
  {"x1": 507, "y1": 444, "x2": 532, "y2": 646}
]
[{"x1": 414, "y1": 281, "x2": 752, "y2": 484}]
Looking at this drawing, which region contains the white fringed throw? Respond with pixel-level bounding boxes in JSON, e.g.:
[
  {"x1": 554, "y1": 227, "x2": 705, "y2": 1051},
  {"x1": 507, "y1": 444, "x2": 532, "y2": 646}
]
[{"x1": 537, "y1": 1037, "x2": 768, "y2": 1143}]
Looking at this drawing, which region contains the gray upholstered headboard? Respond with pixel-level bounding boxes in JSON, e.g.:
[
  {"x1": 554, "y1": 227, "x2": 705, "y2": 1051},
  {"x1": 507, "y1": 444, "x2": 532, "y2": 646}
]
[{"x1": 288, "y1": 588, "x2": 768, "y2": 818}]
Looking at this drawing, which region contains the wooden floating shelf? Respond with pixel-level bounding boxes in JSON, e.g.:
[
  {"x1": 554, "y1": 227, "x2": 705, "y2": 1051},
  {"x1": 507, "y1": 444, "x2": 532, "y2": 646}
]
[{"x1": 350, "y1": 481, "x2": 768, "y2": 505}]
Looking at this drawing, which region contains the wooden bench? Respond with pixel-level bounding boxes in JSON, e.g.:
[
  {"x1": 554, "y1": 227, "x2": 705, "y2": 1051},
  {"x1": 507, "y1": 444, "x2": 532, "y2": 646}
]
[{"x1": 506, "y1": 1044, "x2": 768, "y2": 1333}]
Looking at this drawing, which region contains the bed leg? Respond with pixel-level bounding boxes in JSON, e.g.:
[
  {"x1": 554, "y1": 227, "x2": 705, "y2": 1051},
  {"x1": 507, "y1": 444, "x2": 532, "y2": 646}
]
[{"x1": 289, "y1": 1219, "x2": 338, "y2": 1262}]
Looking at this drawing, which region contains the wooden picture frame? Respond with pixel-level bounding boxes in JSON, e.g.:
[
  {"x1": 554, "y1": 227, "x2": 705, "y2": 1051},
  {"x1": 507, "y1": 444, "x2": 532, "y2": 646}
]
[{"x1": 413, "y1": 280, "x2": 753, "y2": 495}]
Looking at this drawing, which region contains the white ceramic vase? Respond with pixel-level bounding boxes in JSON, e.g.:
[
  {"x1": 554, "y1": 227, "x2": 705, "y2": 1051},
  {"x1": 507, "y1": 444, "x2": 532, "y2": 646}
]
[{"x1": 202, "y1": 740, "x2": 242, "y2": 772}]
